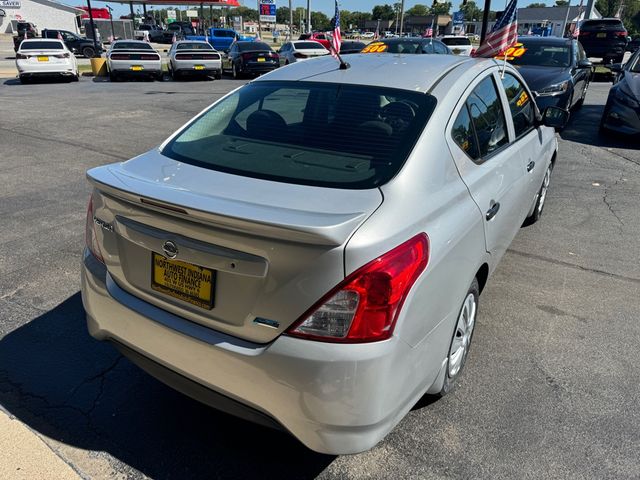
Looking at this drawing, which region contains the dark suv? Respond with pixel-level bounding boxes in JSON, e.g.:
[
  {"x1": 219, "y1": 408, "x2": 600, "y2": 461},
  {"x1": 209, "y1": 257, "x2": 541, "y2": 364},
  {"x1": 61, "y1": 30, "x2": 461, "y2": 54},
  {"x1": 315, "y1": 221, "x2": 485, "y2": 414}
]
[
  {"x1": 42, "y1": 29, "x2": 102, "y2": 57},
  {"x1": 578, "y1": 18, "x2": 628, "y2": 64}
]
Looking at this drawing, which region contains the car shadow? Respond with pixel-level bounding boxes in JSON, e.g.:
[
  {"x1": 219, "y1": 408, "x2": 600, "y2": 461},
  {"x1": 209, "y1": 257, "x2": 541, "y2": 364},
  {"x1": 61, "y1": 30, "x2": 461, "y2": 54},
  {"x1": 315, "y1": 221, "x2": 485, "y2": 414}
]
[
  {"x1": 560, "y1": 104, "x2": 640, "y2": 148},
  {"x1": 0, "y1": 293, "x2": 334, "y2": 479},
  {"x1": 2, "y1": 78, "x2": 19, "y2": 85}
]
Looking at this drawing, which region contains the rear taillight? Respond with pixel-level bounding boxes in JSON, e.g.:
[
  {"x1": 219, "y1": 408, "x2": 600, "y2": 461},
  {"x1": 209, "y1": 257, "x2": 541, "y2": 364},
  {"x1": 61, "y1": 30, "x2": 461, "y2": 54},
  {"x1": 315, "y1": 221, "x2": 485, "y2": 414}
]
[
  {"x1": 140, "y1": 54, "x2": 159, "y2": 60},
  {"x1": 85, "y1": 196, "x2": 104, "y2": 264},
  {"x1": 293, "y1": 52, "x2": 308, "y2": 59},
  {"x1": 470, "y1": 48, "x2": 476, "y2": 56},
  {"x1": 615, "y1": 31, "x2": 627, "y2": 37},
  {"x1": 54, "y1": 53, "x2": 70, "y2": 58},
  {"x1": 579, "y1": 31, "x2": 590, "y2": 36},
  {"x1": 286, "y1": 233, "x2": 429, "y2": 343},
  {"x1": 110, "y1": 53, "x2": 130, "y2": 60},
  {"x1": 242, "y1": 53, "x2": 253, "y2": 60}
]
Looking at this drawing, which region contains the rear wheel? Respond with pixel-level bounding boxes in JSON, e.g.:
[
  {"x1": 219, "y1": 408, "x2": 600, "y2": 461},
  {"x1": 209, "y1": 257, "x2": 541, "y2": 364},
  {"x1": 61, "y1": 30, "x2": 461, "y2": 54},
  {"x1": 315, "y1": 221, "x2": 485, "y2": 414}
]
[
  {"x1": 214, "y1": 71, "x2": 222, "y2": 80},
  {"x1": 19, "y1": 75, "x2": 29, "y2": 84},
  {"x1": 232, "y1": 62, "x2": 241, "y2": 79},
  {"x1": 439, "y1": 278, "x2": 480, "y2": 396},
  {"x1": 109, "y1": 70, "x2": 118, "y2": 82},
  {"x1": 82, "y1": 47, "x2": 95, "y2": 58}
]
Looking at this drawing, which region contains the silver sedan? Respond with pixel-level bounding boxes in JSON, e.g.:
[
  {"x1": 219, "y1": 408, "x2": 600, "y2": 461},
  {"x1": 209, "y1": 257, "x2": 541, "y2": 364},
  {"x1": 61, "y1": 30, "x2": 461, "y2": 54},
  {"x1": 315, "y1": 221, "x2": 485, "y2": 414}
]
[
  {"x1": 81, "y1": 54, "x2": 565, "y2": 454},
  {"x1": 167, "y1": 40, "x2": 222, "y2": 80},
  {"x1": 106, "y1": 40, "x2": 162, "y2": 81}
]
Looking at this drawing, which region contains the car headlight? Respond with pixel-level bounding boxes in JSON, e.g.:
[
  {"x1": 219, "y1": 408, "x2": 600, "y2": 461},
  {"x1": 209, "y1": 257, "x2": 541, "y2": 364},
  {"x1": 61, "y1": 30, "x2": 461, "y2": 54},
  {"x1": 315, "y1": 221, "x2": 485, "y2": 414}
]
[
  {"x1": 535, "y1": 80, "x2": 570, "y2": 97},
  {"x1": 613, "y1": 86, "x2": 640, "y2": 109}
]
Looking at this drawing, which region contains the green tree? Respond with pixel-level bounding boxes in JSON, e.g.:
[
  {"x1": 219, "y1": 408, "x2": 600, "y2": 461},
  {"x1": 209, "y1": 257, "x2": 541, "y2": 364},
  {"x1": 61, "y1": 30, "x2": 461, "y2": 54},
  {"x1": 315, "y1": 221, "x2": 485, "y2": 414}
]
[
  {"x1": 526, "y1": 2, "x2": 547, "y2": 7},
  {"x1": 311, "y1": 11, "x2": 330, "y2": 30},
  {"x1": 372, "y1": 4, "x2": 395, "y2": 20},
  {"x1": 459, "y1": 1, "x2": 483, "y2": 21},
  {"x1": 555, "y1": 0, "x2": 569, "y2": 5},
  {"x1": 229, "y1": 6, "x2": 258, "y2": 22},
  {"x1": 406, "y1": 4, "x2": 430, "y2": 16},
  {"x1": 276, "y1": 6, "x2": 290, "y2": 24},
  {"x1": 430, "y1": 2, "x2": 453, "y2": 15}
]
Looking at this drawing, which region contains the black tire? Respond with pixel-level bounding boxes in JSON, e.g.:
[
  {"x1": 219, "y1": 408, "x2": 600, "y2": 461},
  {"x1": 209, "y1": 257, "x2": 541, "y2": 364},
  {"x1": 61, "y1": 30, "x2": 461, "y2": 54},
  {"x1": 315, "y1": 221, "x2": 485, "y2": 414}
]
[
  {"x1": 232, "y1": 62, "x2": 241, "y2": 79},
  {"x1": 524, "y1": 162, "x2": 553, "y2": 226},
  {"x1": 19, "y1": 75, "x2": 29, "y2": 84},
  {"x1": 109, "y1": 70, "x2": 118, "y2": 82},
  {"x1": 439, "y1": 278, "x2": 480, "y2": 396},
  {"x1": 82, "y1": 47, "x2": 95, "y2": 58},
  {"x1": 214, "y1": 71, "x2": 222, "y2": 80}
]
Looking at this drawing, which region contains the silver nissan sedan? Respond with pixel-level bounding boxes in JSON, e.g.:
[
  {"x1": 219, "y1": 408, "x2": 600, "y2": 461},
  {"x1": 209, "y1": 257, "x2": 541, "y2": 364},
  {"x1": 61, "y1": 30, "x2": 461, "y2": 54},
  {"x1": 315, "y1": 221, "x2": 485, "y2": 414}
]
[{"x1": 81, "y1": 54, "x2": 564, "y2": 454}]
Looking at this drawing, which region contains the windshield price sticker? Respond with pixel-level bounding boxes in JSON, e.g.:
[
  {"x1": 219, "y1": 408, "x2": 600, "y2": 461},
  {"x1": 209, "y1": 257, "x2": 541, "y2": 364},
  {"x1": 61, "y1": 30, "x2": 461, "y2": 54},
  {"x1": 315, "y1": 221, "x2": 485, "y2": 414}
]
[
  {"x1": 362, "y1": 42, "x2": 388, "y2": 53},
  {"x1": 496, "y1": 43, "x2": 526, "y2": 61},
  {"x1": 516, "y1": 91, "x2": 529, "y2": 107}
]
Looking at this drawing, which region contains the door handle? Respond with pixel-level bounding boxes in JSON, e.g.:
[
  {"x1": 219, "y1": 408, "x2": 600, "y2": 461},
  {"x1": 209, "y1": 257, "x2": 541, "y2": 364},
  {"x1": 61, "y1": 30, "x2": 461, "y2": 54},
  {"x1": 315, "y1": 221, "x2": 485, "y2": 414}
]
[
  {"x1": 486, "y1": 202, "x2": 500, "y2": 221},
  {"x1": 527, "y1": 161, "x2": 535, "y2": 172}
]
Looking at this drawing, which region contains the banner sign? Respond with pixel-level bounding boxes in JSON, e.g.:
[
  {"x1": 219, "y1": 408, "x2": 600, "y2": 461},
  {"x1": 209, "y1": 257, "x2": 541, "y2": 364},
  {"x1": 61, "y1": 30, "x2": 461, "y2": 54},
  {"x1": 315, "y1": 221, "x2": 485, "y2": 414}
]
[
  {"x1": 0, "y1": 0, "x2": 20, "y2": 8},
  {"x1": 453, "y1": 11, "x2": 464, "y2": 25}
]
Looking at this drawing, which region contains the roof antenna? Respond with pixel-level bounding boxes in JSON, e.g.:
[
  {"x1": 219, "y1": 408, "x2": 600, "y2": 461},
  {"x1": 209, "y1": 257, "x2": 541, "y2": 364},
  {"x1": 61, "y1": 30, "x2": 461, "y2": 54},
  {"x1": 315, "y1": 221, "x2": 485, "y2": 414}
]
[{"x1": 329, "y1": 0, "x2": 350, "y2": 70}]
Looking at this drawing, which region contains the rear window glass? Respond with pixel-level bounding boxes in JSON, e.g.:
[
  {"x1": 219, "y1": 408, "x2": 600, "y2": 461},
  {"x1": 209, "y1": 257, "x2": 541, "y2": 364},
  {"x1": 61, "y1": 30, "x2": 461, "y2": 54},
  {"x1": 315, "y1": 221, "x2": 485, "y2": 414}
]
[
  {"x1": 214, "y1": 30, "x2": 237, "y2": 38},
  {"x1": 177, "y1": 43, "x2": 213, "y2": 50},
  {"x1": 581, "y1": 20, "x2": 624, "y2": 30},
  {"x1": 21, "y1": 41, "x2": 64, "y2": 50},
  {"x1": 163, "y1": 81, "x2": 436, "y2": 189},
  {"x1": 238, "y1": 42, "x2": 271, "y2": 52},
  {"x1": 442, "y1": 37, "x2": 471, "y2": 46},
  {"x1": 294, "y1": 42, "x2": 326, "y2": 49},
  {"x1": 113, "y1": 42, "x2": 153, "y2": 50}
]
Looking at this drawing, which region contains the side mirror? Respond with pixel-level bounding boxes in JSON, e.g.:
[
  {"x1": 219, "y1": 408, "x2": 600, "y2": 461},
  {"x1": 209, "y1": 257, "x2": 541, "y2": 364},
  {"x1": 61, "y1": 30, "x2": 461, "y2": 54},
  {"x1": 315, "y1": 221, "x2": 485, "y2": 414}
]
[
  {"x1": 540, "y1": 106, "x2": 569, "y2": 130},
  {"x1": 607, "y1": 63, "x2": 623, "y2": 73},
  {"x1": 577, "y1": 59, "x2": 592, "y2": 69}
]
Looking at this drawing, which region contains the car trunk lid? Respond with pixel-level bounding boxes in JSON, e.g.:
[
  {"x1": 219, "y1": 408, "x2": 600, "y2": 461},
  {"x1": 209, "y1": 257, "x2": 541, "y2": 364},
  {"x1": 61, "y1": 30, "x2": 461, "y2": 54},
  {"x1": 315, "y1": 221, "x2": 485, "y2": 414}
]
[{"x1": 87, "y1": 150, "x2": 383, "y2": 344}]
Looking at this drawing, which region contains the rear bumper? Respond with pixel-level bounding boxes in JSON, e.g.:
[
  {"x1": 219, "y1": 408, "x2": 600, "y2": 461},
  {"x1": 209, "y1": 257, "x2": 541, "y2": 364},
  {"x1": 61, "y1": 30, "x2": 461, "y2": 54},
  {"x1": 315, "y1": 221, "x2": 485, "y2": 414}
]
[
  {"x1": 16, "y1": 60, "x2": 75, "y2": 76},
  {"x1": 108, "y1": 59, "x2": 162, "y2": 74},
  {"x1": 240, "y1": 63, "x2": 279, "y2": 74},
  {"x1": 80, "y1": 249, "x2": 425, "y2": 454}
]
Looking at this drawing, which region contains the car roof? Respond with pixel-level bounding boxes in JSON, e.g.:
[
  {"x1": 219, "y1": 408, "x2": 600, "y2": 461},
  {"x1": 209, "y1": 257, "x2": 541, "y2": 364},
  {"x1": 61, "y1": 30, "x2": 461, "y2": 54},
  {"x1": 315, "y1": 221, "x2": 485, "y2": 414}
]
[
  {"x1": 22, "y1": 38, "x2": 62, "y2": 42},
  {"x1": 255, "y1": 54, "x2": 491, "y2": 92},
  {"x1": 112, "y1": 39, "x2": 148, "y2": 45},
  {"x1": 517, "y1": 36, "x2": 573, "y2": 45},
  {"x1": 175, "y1": 40, "x2": 209, "y2": 44}
]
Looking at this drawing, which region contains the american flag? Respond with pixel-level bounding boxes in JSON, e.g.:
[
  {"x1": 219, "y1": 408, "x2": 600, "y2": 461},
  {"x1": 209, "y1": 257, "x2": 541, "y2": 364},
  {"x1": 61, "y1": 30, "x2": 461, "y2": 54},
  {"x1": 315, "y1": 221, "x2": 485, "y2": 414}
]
[
  {"x1": 474, "y1": 0, "x2": 518, "y2": 57},
  {"x1": 572, "y1": 0, "x2": 584, "y2": 37},
  {"x1": 330, "y1": 0, "x2": 342, "y2": 58},
  {"x1": 424, "y1": 27, "x2": 433, "y2": 37}
]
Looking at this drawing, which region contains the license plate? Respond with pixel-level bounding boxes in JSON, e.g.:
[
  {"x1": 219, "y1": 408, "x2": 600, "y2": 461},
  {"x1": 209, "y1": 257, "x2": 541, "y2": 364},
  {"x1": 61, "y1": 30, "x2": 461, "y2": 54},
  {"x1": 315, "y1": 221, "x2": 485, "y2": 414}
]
[
  {"x1": 257, "y1": 57, "x2": 266, "y2": 62},
  {"x1": 37, "y1": 56, "x2": 48, "y2": 62},
  {"x1": 597, "y1": 32, "x2": 607, "y2": 38},
  {"x1": 130, "y1": 65, "x2": 143, "y2": 71},
  {"x1": 193, "y1": 65, "x2": 205, "y2": 70},
  {"x1": 151, "y1": 252, "x2": 215, "y2": 309}
]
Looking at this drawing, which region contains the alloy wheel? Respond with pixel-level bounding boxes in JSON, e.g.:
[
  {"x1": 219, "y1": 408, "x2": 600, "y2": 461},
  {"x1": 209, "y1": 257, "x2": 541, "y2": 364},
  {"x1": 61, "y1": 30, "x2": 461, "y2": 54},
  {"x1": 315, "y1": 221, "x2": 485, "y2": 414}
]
[{"x1": 448, "y1": 293, "x2": 477, "y2": 378}]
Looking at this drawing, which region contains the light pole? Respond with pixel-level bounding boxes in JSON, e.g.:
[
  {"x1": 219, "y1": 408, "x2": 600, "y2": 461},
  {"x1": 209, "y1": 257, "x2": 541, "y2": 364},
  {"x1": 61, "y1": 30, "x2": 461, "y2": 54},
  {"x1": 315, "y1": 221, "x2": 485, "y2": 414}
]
[
  {"x1": 85, "y1": 0, "x2": 99, "y2": 56},
  {"x1": 105, "y1": 4, "x2": 115, "y2": 41},
  {"x1": 257, "y1": 0, "x2": 261, "y2": 38},
  {"x1": 399, "y1": 0, "x2": 405, "y2": 35},
  {"x1": 289, "y1": 0, "x2": 293, "y2": 40},
  {"x1": 306, "y1": 0, "x2": 311, "y2": 34}
]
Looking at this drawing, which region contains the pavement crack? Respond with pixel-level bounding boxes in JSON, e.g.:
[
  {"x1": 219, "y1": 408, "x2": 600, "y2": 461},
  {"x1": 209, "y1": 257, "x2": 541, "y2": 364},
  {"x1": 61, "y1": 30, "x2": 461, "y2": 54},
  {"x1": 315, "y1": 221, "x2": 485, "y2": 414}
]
[
  {"x1": 0, "y1": 126, "x2": 129, "y2": 162},
  {"x1": 65, "y1": 356, "x2": 123, "y2": 410},
  {"x1": 507, "y1": 249, "x2": 640, "y2": 285}
]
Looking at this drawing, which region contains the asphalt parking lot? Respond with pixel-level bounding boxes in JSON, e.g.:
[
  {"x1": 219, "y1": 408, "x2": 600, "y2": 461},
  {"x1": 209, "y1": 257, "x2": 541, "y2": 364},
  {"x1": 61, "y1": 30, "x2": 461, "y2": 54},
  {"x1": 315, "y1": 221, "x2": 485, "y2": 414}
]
[{"x1": 0, "y1": 74, "x2": 639, "y2": 479}]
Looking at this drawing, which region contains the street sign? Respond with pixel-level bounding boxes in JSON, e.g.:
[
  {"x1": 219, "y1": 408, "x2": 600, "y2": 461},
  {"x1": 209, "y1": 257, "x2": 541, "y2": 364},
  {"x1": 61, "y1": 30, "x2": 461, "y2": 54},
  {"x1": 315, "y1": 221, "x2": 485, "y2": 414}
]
[
  {"x1": 259, "y1": 0, "x2": 276, "y2": 23},
  {"x1": 167, "y1": 10, "x2": 176, "y2": 19},
  {"x1": 186, "y1": 10, "x2": 198, "y2": 18},
  {"x1": 0, "y1": 0, "x2": 20, "y2": 8},
  {"x1": 453, "y1": 11, "x2": 465, "y2": 25}
]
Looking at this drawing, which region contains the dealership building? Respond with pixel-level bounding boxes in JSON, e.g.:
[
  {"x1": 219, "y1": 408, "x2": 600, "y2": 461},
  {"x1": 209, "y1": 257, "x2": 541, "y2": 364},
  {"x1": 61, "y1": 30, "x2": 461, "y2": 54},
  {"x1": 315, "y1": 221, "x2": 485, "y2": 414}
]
[{"x1": 0, "y1": 0, "x2": 83, "y2": 34}]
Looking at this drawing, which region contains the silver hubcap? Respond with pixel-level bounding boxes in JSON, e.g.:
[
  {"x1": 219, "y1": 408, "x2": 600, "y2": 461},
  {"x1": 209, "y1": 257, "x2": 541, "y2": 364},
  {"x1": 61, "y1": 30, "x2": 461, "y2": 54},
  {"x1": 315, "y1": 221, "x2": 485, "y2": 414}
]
[
  {"x1": 538, "y1": 167, "x2": 551, "y2": 215},
  {"x1": 448, "y1": 293, "x2": 477, "y2": 378}
]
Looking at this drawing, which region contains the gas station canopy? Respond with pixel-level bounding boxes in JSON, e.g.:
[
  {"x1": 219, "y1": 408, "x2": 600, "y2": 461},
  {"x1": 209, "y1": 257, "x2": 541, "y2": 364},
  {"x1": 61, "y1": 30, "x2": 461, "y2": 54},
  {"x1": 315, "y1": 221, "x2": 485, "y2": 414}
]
[{"x1": 110, "y1": 0, "x2": 239, "y2": 5}]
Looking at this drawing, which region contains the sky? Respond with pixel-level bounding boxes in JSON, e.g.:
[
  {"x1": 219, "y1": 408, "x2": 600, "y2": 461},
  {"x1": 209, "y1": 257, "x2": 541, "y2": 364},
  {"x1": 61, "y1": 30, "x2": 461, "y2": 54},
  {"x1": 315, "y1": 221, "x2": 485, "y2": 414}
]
[{"x1": 90, "y1": 0, "x2": 552, "y2": 24}]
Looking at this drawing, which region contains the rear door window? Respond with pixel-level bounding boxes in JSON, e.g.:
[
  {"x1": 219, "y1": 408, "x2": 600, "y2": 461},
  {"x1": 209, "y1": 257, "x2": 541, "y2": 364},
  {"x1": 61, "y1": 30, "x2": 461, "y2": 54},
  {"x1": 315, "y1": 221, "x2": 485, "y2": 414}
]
[
  {"x1": 163, "y1": 81, "x2": 437, "y2": 189},
  {"x1": 465, "y1": 76, "x2": 508, "y2": 160},
  {"x1": 500, "y1": 73, "x2": 535, "y2": 139}
]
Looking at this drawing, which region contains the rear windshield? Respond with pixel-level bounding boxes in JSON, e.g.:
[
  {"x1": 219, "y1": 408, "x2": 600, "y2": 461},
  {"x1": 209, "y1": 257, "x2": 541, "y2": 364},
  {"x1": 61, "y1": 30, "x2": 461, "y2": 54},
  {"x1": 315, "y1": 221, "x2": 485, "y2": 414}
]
[
  {"x1": 238, "y1": 42, "x2": 271, "y2": 52},
  {"x1": 441, "y1": 37, "x2": 471, "y2": 46},
  {"x1": 177, "y1": 42, "x2": 213, "y2": 50},
  {"x1": 508, "y1": 42, "x2": 571, "y2": 67},
  {"x1": 21, "y1": 41, "x2": 64, "y2": 50},
  {"x1": 581, "y1": 19, "x2": 625, "y2": 30},
  {"x1": 214, "y1": 30, "x2": 237, "y2": 38},
  {"x1": 294, "y1": 42, "x2": 326, "y2": 49},
  {"x1": 113, "y1": 42, "x2": 153, "y2": 50},
  {"x1": 163, "y1": 81, "x2": 436, "y2": 189}
]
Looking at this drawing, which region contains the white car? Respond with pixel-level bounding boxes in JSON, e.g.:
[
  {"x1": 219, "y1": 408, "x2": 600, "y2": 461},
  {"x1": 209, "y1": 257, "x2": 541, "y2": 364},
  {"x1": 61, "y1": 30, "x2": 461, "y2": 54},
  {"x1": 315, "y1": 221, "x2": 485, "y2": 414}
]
[
  {"x1": 278, "y1": 40, "x2": 328, "y2": 65},
  {"x1": 361, "y1": 32, "x2": 375, "y2": 39},
  {"x1": 15, "y1": 39, "x2": 78, "y2": 84},
  {"x1": 440, "y1": 35, "x2": 475, "y2": 56},
  {"x1": 107, "y1": 40, "x2": 162, "y2": 81},
  {"x1": 167, "y1": 40, "x2": 222, "y2": 80}
]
